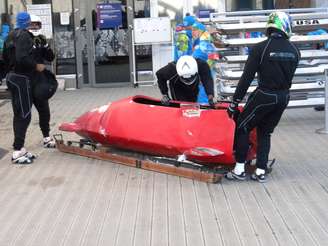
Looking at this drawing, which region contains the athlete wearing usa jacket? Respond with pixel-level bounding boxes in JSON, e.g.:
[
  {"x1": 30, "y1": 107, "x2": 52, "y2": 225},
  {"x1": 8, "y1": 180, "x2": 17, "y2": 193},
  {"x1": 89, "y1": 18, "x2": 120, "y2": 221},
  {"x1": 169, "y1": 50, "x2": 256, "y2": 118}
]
[
  {"x1": 156, "y1": 55, "x2": 214, "y2": 105},
  {"x1": 226, "y1": 11, "x2": 300, "y2": 182}
]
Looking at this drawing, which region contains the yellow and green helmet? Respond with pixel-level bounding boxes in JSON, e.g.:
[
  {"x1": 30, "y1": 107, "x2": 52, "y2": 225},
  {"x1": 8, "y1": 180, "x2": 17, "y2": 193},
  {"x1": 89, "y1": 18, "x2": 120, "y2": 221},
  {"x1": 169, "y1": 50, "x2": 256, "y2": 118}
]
[{"x1": 266, "y1": 11, "x2": 292, "y2": 37}]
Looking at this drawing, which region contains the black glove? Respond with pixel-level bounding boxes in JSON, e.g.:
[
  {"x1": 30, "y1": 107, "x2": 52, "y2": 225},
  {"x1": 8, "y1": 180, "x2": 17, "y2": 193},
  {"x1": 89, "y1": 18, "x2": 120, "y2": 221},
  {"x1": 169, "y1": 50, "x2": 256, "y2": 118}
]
[
  {"x1": 161, "y1": 95, "x2": 170, "y2": 105},
  {"x1": 208, "y1": 98, "x2": 215, "y2": 109},
  {"x1": 34, "y1": 35, "x2": 48, "y2": 48},
  {"x1": 227, "y1": 101, "x2": 239, "y2": 118}
]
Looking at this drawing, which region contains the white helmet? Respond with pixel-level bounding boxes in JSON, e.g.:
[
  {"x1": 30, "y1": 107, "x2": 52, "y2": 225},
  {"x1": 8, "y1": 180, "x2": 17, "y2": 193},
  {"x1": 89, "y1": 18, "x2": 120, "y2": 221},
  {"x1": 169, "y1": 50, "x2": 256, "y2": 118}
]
[
  {"x1": 176, "y1": 55, "x2": 198, "y2": 85},
  {"x1": 28, "y1": 14, "x2": 42, "y2": 36}
]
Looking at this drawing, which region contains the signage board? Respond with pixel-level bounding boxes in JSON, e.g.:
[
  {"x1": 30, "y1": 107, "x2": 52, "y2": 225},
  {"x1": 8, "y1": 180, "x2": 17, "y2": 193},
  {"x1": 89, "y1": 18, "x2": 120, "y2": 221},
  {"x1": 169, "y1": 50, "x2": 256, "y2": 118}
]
[{"x1": 97, "y1": 3, "x2": 122, "y2": 29}]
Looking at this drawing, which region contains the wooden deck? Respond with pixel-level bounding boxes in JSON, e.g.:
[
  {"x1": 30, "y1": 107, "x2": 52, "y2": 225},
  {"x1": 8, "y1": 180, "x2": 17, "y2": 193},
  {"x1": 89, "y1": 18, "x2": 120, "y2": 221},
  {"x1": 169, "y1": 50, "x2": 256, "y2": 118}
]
[{"x1": 0, "y1": 87, "x2": 328, "y2": 246}]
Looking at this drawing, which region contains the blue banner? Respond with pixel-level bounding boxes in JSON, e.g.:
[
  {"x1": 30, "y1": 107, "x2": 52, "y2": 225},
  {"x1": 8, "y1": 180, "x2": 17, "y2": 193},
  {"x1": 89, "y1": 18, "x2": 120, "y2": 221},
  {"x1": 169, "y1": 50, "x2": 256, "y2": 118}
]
[
  {"x1": 197, "y1": 9, "x2": 215, "y2": 19},
  {"x1": 97, "y1": 3, "x2": 122, "y2": 29}
]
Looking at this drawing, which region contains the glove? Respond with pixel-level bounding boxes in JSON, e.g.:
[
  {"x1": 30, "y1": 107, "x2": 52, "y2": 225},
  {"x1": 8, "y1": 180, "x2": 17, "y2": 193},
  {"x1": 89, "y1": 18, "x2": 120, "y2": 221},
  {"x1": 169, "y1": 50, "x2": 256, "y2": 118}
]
[
  {"x1": 161, "y1": 95, "x2": 170, "y2": 106},
  {"x1": 208, "y1": 98, "x2": 215, "y2": 109},
  {"x1": 227, "y1": 101, "x2": 239, "y2": 118},
  {"x1": 34, "y1": 35, "x2": 48, "y2": 48},
  {"x1": 39, "y1": 35, "x2": 48, "y2": 48}
]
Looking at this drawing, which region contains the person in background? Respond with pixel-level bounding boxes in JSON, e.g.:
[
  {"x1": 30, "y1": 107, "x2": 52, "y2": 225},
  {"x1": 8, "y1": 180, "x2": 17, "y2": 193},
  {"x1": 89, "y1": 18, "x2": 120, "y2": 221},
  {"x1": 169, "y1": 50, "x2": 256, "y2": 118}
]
[
  {"x1": 191, "y1": 22, "x2": 217, "y2": 103},
  {"x1": 225, "y1": 11, "x2": 300, "y2": 182},
  {"x1": 28, "y1": 14, "x2": 56, "y2": 148},
  {"x1": 3, "y1": 12, "x2": 45, "y2": 164},
  {"x1": 0, "y1": 24, "x2": 10, "y2": 81},
  {"x1": 174, "y1": 15, "x2": 196, "y2": 61},
  {"x1": 156, "y1": 55, "x2": 215, "y2": 107}
]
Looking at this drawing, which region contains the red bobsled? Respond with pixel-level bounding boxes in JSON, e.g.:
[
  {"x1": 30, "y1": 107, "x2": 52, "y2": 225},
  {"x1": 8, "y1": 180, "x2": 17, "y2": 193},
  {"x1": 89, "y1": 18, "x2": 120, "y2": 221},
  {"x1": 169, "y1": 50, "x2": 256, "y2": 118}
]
[{"x1": 59, "y1": 95, "x2": 256, "y2": 166}]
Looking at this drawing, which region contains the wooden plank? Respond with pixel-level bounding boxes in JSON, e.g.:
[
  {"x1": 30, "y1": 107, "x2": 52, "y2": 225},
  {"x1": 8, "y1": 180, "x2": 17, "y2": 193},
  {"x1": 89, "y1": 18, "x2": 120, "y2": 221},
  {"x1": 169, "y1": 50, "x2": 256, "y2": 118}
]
[
  {"x1": 133, "y1": 171, "x2": 154, "y2": 246},
  {"x1": 56, "y1": 141, "x2": 222, "y2": 183},
  {"x1": 47, "y1": 159, "x2": 106, "y2": 246},
  {"x1": 220, "y1": 182, "x2": 261, "y2": 246},
  {"x1": 28, "y1": 156, "x2": 94, "y2": 246},
  {"x1": 142, "y1": 160, "x2": 222, "y2": 183},
  {"x1": 246, "y1": 181, "x2": 300, "y2": 246},
  {"x1": 31, "y1": 155, "x2": 94, "y2": 245},
  {"x1": 76, "y1": 163, "x2": 120, "y2": 246},
  {"x1": 25, "y1": 155, "x2": 89, "y2": 245},
  {"x1": 271, "y1": 164, "x2": 328, "y2": 245},
  {"x1": 0, "y1": 156, "x2": 61, "y2": 245},
  {"x1": 253, "y1": 172, "x2": 319, "y2": 246},
  {"x1": 97, "y1": 166, "x2": 131, "y2": 246},
  {"x1": 56, "y1": 161, "x2": 112, "y2": 246},
  {"x1": 207, "y1": 184, "x2": 242, "y2": 246},
  {"x1": 180, "y1": 179, "x2": 205, "y2": 246},
  {"x1": 270, "y1": 142, "x2": 328, "y2": 245},
  {"x1": 167, "y1": 175, "x2": 187, "y2": 246},
  {"x1": 115, "y1": 169, "x2": 143, "y2": 246},
  {"x1": 194, "y1": 182, "x2": 223, "y2": 246},
  {"x1": 151, "y1": 173, "x2": 169, "y2": 246},
  {"x1": 281, "y1": 137, "x2": 328, "y2": 232},
  {"x1": 235, "y1": 182, "x2": 280, "y2": 246}
]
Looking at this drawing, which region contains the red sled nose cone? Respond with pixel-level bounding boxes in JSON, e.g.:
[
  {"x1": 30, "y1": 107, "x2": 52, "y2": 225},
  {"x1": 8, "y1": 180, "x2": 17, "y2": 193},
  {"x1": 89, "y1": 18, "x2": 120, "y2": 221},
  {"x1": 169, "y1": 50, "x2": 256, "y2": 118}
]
[{"x1": 59, "y1": 122, "x2": 81, "y2": 132}]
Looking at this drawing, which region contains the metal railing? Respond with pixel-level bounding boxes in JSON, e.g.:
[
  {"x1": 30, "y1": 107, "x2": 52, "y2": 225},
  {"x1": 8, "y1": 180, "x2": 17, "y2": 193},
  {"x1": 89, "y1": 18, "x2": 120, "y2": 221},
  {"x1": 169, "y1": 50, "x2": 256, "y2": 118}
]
[
  {"x1": 316, "y1": 69, "x2": 328, "y2": 135},
  {"x1": 209, "y1": 8, "x2": 328, "y2": 109}
]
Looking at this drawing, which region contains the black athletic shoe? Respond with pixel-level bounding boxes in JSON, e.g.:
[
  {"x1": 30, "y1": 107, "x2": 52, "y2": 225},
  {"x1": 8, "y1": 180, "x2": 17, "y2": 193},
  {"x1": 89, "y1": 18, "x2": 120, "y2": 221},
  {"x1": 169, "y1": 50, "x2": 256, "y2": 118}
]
[
  {"x1": 225, "y1": 171, "x2": 247, "y2": 181},
  {"x1": 251, "y1": 173, "x2": 267, "y2": 183},
  {"x1": 314, "y1": 106, "x2": 325, "y2": 111}
]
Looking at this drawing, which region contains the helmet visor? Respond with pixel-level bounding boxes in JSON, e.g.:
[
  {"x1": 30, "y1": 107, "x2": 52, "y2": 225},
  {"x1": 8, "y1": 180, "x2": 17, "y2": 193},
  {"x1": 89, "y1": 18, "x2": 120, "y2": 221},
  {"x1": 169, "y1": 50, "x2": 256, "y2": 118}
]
[
  {"x1": 180, "y1": 74, "x2": 198, "y2": 85},
  {"x1": 29, "y1": 21, "x2": 42, "y2": 30}
]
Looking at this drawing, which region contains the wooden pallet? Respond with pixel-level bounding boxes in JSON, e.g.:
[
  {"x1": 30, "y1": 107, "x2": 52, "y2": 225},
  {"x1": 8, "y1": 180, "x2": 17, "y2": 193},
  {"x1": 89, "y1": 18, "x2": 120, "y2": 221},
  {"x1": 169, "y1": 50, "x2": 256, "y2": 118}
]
[{"x1": 54, "y1": 135, "x2": 225, "y2": 183}]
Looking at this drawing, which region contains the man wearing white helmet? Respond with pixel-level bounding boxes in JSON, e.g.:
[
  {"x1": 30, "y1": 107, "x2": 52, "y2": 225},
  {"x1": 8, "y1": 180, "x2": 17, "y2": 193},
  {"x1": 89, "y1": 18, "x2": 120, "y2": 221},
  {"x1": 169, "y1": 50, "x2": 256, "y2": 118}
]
[
  {"x1": 225, "y1": 11, "x2": 300, "y2": 182},
  {"x1": 28, "y1": 14, "x2": 57, "y2": 149},
  {"x1": 156, "y1": 55, "x2": 215, "y2": 106},
  {"x1": 29, "y1": 14, "x2": 42, "y2": 36}
]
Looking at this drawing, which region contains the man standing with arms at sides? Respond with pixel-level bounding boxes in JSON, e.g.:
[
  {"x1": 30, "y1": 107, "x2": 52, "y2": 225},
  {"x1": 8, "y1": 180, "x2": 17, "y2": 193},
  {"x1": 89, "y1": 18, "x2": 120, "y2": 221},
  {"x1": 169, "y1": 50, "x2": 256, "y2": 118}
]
[{"x1": 225, "y1": 12, "x2": 300, "y2": 182}]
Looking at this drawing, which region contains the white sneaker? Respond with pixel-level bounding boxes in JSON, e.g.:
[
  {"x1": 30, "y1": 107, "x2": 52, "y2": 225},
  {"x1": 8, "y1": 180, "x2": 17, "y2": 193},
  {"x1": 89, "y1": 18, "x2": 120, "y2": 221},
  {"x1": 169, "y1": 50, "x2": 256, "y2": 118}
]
[
  {"x1": 43, "y1": 137, "x2": 56, "y2": 148},
  {"x1": 12, "y1": 148, "x2": 34, "y2": 164}
]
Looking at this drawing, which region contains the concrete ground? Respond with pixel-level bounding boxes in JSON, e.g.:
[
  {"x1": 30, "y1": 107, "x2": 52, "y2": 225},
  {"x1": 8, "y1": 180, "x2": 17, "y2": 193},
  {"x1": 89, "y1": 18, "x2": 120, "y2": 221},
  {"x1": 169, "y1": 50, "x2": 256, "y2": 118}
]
[{"x1": 0, "y1": 87, "x2": 328, "y2": 246}]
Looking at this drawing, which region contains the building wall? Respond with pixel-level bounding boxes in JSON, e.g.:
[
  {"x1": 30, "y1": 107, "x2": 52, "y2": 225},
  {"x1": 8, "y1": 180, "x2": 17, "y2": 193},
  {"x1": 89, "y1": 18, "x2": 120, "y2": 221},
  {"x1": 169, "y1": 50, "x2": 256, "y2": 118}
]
[
  {"x1": 5, "y1": 0, "x2": 32, "y2": 26},
  {"x1": 8, "y1": 0, "x2": 32, "y2": 13},
  {"x1": 314, "y1": 0, "x2": 328, "y2": 7},
  {"x1": 52, "y1": 0, "x2": 73, "y2": 12},
  {"x1": 0, "y1": 1, "x2": 5, "y2": 14}
]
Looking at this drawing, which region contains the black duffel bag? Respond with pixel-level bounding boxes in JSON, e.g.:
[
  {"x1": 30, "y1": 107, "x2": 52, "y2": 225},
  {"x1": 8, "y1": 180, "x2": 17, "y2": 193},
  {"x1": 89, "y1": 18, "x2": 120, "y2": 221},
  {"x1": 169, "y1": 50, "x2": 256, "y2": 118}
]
[{"x1": 33, "y1": 69, "x2": 58, "y2": 101}]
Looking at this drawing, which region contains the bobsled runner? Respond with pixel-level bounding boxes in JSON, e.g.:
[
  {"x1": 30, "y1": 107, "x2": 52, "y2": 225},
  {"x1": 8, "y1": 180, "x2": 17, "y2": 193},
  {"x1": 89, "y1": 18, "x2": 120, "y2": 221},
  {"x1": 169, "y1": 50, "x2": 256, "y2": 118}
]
[{"x1": 57, "y1": 95, "x2": 257, "y2": 182}]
